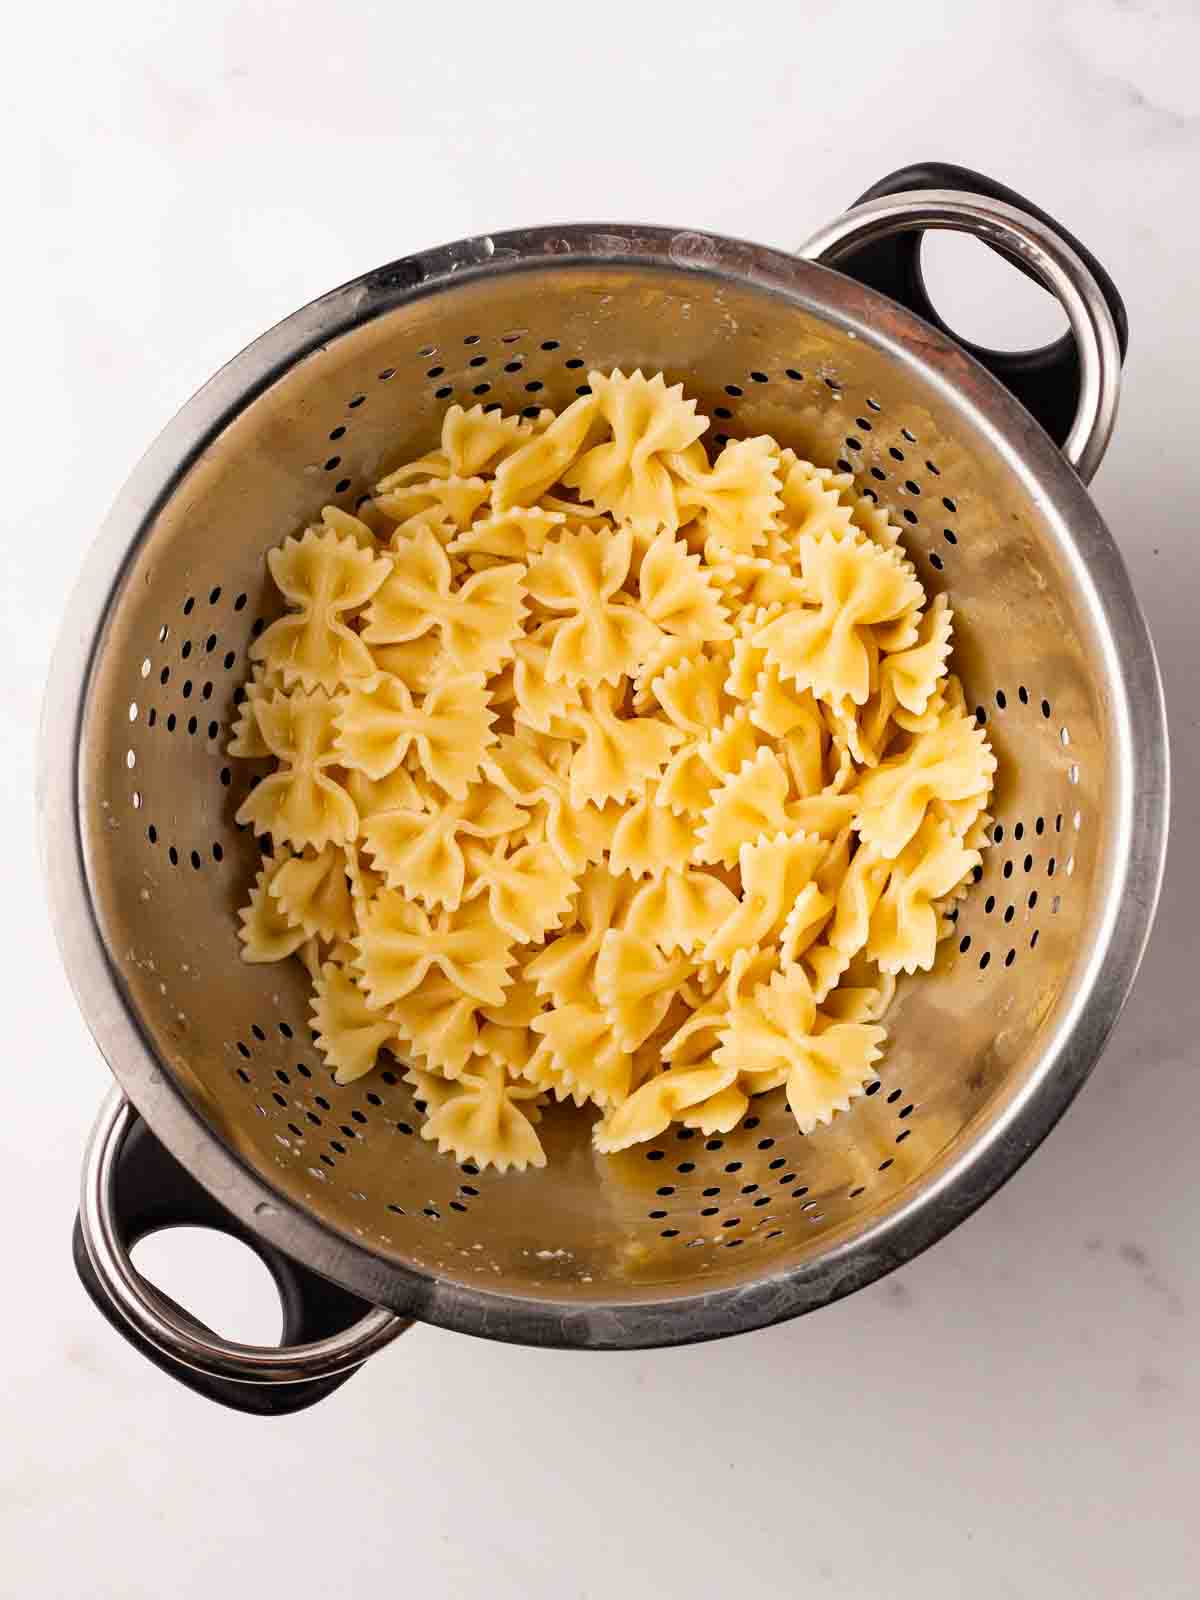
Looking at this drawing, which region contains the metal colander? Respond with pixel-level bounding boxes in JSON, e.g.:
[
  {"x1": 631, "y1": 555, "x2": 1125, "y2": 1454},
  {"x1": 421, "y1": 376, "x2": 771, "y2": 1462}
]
[{"x1": 42, "y1": 166, "x2": 1168, "y2": 1414}]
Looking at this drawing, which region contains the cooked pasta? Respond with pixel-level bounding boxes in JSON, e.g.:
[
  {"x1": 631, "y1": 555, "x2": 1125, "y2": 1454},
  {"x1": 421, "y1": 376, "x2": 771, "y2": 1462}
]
[{"x1": 230, "y1": 371, "x2": 995, "y2": 1173}]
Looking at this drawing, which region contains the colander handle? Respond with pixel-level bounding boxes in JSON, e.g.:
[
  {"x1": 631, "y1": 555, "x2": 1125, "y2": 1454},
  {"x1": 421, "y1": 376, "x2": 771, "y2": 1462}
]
[
  {"x1": 73, "y1": 1090, "x2": 408, "y2": 1415},
  {"x1": 798, "y1": 163, "x2": 1127, "y2": 484}
]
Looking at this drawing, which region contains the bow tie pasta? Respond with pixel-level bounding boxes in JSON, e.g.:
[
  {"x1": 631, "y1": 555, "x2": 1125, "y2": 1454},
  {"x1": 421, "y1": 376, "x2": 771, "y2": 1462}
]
[{"x1": 229, "y1": 372, "x2": 995, "y2": 1172}]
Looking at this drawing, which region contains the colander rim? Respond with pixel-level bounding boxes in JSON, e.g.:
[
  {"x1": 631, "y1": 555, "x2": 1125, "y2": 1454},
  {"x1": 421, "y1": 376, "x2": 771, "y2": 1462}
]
[{"x1": 39, "y1": 220, "x2": 1169, "y2": 1348}]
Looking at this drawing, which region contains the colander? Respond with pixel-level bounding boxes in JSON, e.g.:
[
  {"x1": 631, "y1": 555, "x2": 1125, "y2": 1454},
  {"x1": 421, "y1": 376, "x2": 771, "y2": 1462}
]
[{"x1": 41, "y1": 163, "x2": 1168, "y2": 1415}]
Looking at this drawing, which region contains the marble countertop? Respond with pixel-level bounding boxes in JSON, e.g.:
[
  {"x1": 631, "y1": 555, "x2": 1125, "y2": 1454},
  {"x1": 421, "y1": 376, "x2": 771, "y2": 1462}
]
[{"x1": 5, "y1": 1, "x2": 1197, "y2": 1594}]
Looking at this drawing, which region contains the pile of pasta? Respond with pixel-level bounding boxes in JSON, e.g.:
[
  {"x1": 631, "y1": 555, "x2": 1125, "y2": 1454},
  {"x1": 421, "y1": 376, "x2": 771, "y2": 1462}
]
[{"x1": 232, "y1": 371, "x2": 996, "y2": 1173}]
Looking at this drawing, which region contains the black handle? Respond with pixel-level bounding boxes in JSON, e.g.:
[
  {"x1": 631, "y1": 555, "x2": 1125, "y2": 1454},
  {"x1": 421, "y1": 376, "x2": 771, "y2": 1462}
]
[
  {"x1": 73, "y1": 1112, "x2": 378, "y2": 1416},
  {"x1": 837, "y1": 162, "x2": 1129, "y2": 452}
]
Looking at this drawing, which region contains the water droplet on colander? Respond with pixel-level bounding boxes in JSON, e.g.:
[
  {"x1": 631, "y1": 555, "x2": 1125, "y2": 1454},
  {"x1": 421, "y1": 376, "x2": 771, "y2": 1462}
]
[{"x1": 254, "y1": 1201, "x2": 278, "y2": 1218}]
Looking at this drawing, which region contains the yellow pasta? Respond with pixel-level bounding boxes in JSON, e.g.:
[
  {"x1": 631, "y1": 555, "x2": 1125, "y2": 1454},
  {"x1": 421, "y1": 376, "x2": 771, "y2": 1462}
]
[
  {"x1": 702, "y1": 832, "x2": 827, "y2": 970},
  {"x1": 525, "y1": 525, "x2": 659, "y2": 686},
  {"x1": 674, "y1": 435, "x2": 784, "y2": 556},
  {"x1": 854, "y1": 710, "x2": 996, "y2": 860},
  {"x1": 310, "y1": 962, "x2": 397, "y2": 1086},
  {"x1": 632, "y1": 633, "x2": 695, "y2": 709},
  {"x1": 651, "y1": 654, "x2": 729, "y2": 735},
  {"x1": 235, "y1": 689, "x2": 359, "y2": 850},
  {"x1": 449, "y1": 505, "x2": 566, "y2": 562},
  {"x1": 335, "y1": 671, "x2": 496, "y2": 798},
  {"x1": 715, "y1": 966, "x2": 885, "y2": 1132},
  {"x1": 595, "y1": 929, "x2": 693, "y2": 1052},
  {"x1": 493, "y1": 391, "x2": 601, "y2": 511},
  {"x1": 363, "y1": 525, "x2": 525, "y2": 676},
  {"x1": 227, "y1": 666, "x2": 284, "y2": 759},
  {"x1": 635, "y1": 534, "x2": 732, "y2": 642},
  {"x1": 626, "y1": 867, "x2": 740, "y2": 955},
  {"x1": 361, "y1": 780, "x2": 526, "y2": 911},
  {"x1": 390, "y1": 972, "x2": 482, "y2": 1079},
  {"x1": 356, "y1": 893, "x2": 515, "y2": 1009},
  {"x1": 463, "y1": 839, "x2": 578, "y2": 943},
  {"x1": 607, "y1": 784, "x2": 697, "y2": 879},
  {"x1": 364, "y1": 633, "x2": 448, "y2": 693},
  {"x1": 524, "y1": 866, "x2": 631, "y2": 1007},
  {"x1": 483, "y1": 730, "x2": 619, "y2": 873},
  {"x1": 594, "y1": 1061, "x2": 738, "y2": 1153},
  {"x1": 528, "y1": 1003, "x2": 637, "y2": 1110},
  {"x1": 756, "y1": 534, "x2": 925, "y2": 708},
  {"x1": 509, "y1": 626, "x2": 584, "y2": 734},
  {"x1": 440, "y1": 402, "x2": 528, "y2": 477},
  {"x1": 722, "y1": 551, "x2": 809, "y2": 614},
  {"x1": 252, "y1": 529, "x2": 391, "y2": 692},
  {"x1": 865, "y1": 816, "x2": 982, "y2": 975},
  {"x1": 565, "y1": 683, "x2": 685, "y2": 808},
  {"x1": 562, "y1": 369, "x2": 708, "y2": 534},
  {"x1": 269, "y1": 844, "x2": 356, "y2": 943},
  {"x1": 230, "y1": 374, "x2": 996, "y2": 1171},
  {"x1": 372, "y1": 474, "x2": 490, "y2": 534},
  {"x1": 776, "y1": 452, "x2": 858, "y2": 544},
  {"x1": 478, "y1": 974, "x2": 545, "y2": 1029},
  {"x1": 237, "y1": 851, "x2": 308, "y2": 963},
  {"x1": 880, "y1": 592, "x2": 955, "y2": 718},
  {"x1": 657, "y1": 707, "x2": 759, "y2": 818},
  {"x1": 476, "y1": 1019, "x2": 542, "y2": 1080},
  {"x1": 420, "y1": 1060, "x2": 546, "y2": 1173}
]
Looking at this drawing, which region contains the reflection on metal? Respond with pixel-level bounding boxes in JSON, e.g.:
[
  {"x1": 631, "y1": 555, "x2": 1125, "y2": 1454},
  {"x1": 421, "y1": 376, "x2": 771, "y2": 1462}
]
[{"x1": 42, "y1": 207, "x2": 1166, "y2": 1375}]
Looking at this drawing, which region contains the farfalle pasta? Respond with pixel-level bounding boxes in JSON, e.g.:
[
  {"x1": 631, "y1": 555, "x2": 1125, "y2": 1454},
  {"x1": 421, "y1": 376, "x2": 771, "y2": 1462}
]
[
  {"x1": 334, "y1": 671, "x2": 496, "y2": 797},
  {"x1": 360, "y1": 779, "x2": 526, "y2": 910},
  {"x1": 562, "y1": 369, "x2": 708, "y2": 533},
  {"x1": 673, "y1": 435, "x2": 784, "y2": 556},
  {"x1": 525, "y1": 524, "x2": 659, "y2": 687},
  {"x1": 235, "y1": 689, "x2": 358, "y2": 850},
  {"x1": 363, "y1": 525, "x2": 525, "y2": 675},
  {"x1": 231, "y1": 371, "x2": 995, "y2": 1173},
  {"x1": 756, "y1": 534, "x2": 925, "y2": 707},
  {"x1": 636, "y1": 534, "x2": 732, "y2": 642},
  {"x1": 464, "y1": 839, "x2": 577, "y2": 944},
  {"x1": 252, "y1": 529, "x2": 391, "y2": 692},
  {"x1": 529, "y1": 1002, "x2": 639, "y2": 1109},
  {"x1": 269, "y1": 845, "x2": 357, "y2": 943}
]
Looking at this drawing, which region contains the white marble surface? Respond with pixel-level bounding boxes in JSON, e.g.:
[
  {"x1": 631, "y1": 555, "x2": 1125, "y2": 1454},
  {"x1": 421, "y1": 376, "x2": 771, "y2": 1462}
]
[{"x1": 5, "y1": 0, "x2": 1199, "y2": 1593}]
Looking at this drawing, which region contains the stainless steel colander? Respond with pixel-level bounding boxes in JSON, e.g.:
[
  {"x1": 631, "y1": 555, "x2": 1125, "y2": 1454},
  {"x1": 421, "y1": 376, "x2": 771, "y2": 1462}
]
[{"x1": 41, "y1": 164, "x2": 1168, "y2": 1414}]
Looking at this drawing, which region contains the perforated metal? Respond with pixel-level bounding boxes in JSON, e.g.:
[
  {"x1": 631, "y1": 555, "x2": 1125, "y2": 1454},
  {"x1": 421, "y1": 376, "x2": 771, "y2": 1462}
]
[{"x1": 54, "y1": 227, "x2": 1160, "y2": 1342}]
